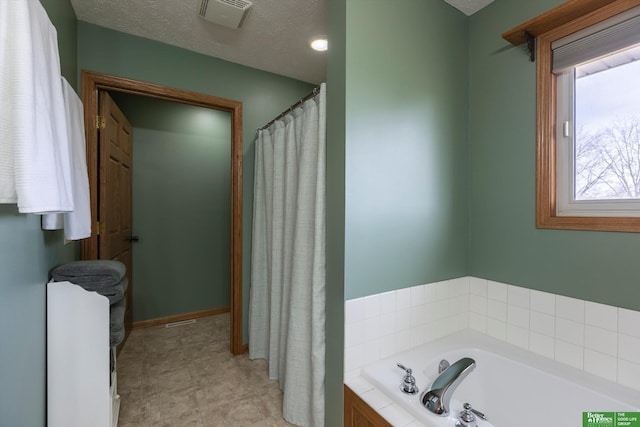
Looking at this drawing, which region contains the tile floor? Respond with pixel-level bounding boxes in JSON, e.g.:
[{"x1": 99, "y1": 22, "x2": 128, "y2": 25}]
[{"x1": 116, "y1": 313, "x2": 295, "y2": 427}]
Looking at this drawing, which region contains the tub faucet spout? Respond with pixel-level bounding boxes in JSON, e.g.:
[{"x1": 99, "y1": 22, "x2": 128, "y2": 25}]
[{"x1": 420, "y1": 357, "x2": 476, "y2": 416}]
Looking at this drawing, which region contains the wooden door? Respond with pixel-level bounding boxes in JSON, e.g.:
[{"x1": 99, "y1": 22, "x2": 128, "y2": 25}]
[{"x1": 99, "y1": 91, "x2": 133, "y2": 349}]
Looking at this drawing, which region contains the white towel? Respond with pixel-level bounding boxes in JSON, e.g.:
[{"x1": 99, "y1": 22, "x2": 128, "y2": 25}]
[
  {"x1": 42, "y1": 78, "x2": 92, "y2": 240},
  {"x1": 0, "y1": 0, "x2": 73, "y2": 213}
]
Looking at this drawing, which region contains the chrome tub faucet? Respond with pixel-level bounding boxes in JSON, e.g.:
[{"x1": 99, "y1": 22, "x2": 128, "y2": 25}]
[{"x1": 421, "y1": 357, "x2": 476, "y2": 416}]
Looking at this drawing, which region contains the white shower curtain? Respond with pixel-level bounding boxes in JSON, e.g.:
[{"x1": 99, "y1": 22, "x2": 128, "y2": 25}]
[{"x1": 249, "y1": 83, "x2": 326, "y2": 427}]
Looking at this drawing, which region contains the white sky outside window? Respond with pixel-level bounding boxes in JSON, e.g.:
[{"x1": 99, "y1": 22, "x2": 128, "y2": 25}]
[{"x1": 573, "y1": 46, "x2": 640, "y2": 201}]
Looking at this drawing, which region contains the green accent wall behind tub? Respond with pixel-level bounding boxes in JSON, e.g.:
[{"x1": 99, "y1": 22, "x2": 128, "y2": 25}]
[
  {"x1": 467, "y1": 0, "x2": 640, "y2": 312},
  {"x1": 77, "y1": 21, "x2": 316, "y2": 341},
  {"x1": 343, "y1": 0, "x2": 469, "y2": 300}
]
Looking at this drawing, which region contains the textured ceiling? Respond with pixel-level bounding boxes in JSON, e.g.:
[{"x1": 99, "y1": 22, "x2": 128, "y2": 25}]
[
  {"x1": 444, "y1": 0, "x2": 494, "y2": 16},
  {"x1": 70, "y1": 0, "x2": 327, "y2": 84},
  {"x1": 70, "y1": 0, "x2": 494, "y2": 85}
]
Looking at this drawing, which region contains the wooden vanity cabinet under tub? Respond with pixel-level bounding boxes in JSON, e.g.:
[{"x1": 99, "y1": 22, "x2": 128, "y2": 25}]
[{"x1": 344, "y1": 385, "x2": 393, "y2": 427}]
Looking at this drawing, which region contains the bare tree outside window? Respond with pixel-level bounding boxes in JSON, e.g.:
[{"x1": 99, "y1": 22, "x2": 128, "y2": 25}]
[
  {"x1": 574, "y1": 50, "x2": 640, "y2": 202},
  {"x1": 575, "y1": 117, "x2": 640, "y2": 200}
]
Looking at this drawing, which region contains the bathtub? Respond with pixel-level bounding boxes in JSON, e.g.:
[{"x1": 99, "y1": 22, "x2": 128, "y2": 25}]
[{"x1": 361, "y1": 330, "x2": 640, "y2": 427}]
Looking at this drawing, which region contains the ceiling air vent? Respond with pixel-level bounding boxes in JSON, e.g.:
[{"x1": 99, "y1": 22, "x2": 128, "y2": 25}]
[{"x1": 198, "y1": 0, "x2": 253, "y2": 29}]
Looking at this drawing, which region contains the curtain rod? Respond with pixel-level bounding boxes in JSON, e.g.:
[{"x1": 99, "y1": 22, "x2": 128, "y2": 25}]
[{"x1": 257, "y1": 86, "x2": 320, "y2": 132}]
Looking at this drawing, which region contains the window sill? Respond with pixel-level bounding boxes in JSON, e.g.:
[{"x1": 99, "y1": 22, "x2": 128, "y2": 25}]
[{"x1": 537, "y1": 211, "x2": 640, "y2": 233}]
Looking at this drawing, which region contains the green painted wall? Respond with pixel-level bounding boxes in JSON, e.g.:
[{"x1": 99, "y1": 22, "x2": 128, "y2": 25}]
[
  {"x1": 468, "y1": 0, "x2": 640, "y2": 311},
  {"x1": 344, "y1": 0, "x2": 469, "y2": 300},
  {"x1": 325, "y1": 0, "x2": 347, "y2": 422},
  {"x1": 77, "y1": 22, "x2": 315, "y2": 340},
  {"x1": 110, "y1": 93, "x2": 231, "y2": 322},
  {"x1": 0, "y1": 1, "x2": 78, "y2": 425}
]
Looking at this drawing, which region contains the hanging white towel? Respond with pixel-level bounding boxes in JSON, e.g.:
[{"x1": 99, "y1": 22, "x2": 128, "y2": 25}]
[
  {"x1": 0, "y1": 0, "x2": 73, "y2": 213},
  {"x1": 42, "y1": 78, "x2": 92, "y2": 240}
]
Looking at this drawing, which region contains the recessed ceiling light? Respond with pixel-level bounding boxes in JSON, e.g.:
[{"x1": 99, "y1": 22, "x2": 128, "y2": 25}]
[{"x1": 309, "y1": 36, "x2": 328, "y2": 52}]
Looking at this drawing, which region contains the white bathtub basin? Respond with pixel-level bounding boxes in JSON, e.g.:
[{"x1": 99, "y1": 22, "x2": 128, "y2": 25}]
[{"x1": 362, "y1": 330, "x2": 640, "y2": 427}]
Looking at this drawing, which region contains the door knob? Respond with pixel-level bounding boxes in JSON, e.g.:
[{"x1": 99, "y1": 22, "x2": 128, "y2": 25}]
[{"x1": 128, "y1": 235, "x2": 139, "y2": 242}]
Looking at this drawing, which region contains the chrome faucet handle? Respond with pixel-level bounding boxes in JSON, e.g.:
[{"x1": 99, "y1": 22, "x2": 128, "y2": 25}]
[
  {"x1": 439, "y1": 359, "x2": 450, "y2": 374},
  {"x1": 396, "y1": 363, "x2": 419, "y2": 395},
  {"x1": 397, "y1": 363, "x2": 410, "y2": 373},
  {"x1": 456, "y1": 403, "x2": 477, "y2": 427},
  {"x1": 463, "y1": 402, "x2": 487, "y2": 421}
]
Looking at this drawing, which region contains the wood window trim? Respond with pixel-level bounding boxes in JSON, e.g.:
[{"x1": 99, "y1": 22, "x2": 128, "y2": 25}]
[
  {"x1": 502, "y1": 0, "x2": 618, "y2": 45},
  {"x1": 504, "y1": 0, "x2": 640, "y2": 232}
]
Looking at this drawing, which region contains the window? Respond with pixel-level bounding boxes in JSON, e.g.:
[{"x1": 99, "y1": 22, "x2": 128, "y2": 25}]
[
  {"x1": 535, "y1": 0, "x2": 640, "y2": 232},
  {"x1": 555, "y1": 13, "x2": 640, "y2": 217}
]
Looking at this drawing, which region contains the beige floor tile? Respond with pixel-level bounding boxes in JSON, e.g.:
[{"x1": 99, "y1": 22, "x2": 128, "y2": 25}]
[
  {"x1": 219, "y1": 400, "x2": 264, "y2": 425},
  {"x1": 198, "y1": 405, "x2": 230, "y2": 426},
  {"x1": 116, "y1": 313, "x2": 295, "y2": 427}
]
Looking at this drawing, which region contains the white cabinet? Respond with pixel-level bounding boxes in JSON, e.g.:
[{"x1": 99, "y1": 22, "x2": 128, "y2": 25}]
[{"x1": 47, "y1": 281, "x2": 119, "y2": 427}]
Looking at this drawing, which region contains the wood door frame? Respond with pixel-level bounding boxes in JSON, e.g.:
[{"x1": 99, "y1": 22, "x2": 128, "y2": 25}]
[{"x1": 80, "y1": 70, "x2": 244, "y2": 355}]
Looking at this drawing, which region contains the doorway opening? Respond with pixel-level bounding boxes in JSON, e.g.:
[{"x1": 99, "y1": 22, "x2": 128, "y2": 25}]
[{"x1": 80, "y1": 70, "x2": 244, "y2": 355}]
